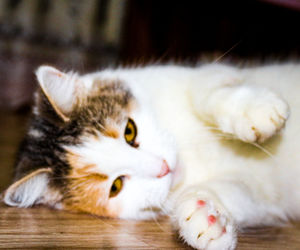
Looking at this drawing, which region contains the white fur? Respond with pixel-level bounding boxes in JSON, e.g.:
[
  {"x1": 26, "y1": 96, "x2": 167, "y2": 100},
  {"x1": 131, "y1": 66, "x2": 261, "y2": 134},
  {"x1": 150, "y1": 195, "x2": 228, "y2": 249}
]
[
  {"x1": 28, "y1": 128, "x2": 44, "y2": 138},
  {"x1": 79, "y1": 63, "x2": 300, "y2": 249}
]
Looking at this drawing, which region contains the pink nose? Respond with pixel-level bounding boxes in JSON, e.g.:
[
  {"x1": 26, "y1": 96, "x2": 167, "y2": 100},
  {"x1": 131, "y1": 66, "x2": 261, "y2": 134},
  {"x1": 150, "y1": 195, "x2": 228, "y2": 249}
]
[{"x1": 157, "y1": 160, "x2": 170, "y2": 178}]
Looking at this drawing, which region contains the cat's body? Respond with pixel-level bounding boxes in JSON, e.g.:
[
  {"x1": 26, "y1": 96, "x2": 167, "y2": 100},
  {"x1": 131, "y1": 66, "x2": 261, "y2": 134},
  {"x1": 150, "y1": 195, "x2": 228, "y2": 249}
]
[{"x1": 3, "y1": 63, "x2": 300, "y2": 249}]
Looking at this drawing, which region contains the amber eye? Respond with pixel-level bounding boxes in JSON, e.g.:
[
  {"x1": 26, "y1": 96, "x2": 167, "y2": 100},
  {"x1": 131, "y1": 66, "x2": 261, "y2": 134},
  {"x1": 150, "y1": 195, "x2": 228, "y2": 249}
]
[
  {"x1": 124, "y1": 118, "x2": 138, "y2": 147},
  {"x1": 109, "y1": 176, "x2": 124, "y2": 198}
]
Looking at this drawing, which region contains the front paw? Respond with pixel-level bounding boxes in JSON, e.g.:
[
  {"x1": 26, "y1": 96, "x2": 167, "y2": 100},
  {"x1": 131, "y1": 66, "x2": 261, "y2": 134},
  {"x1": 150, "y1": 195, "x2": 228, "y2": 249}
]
[
  {"x1": 176, "y1": 197, "x2": 237, "y2": 250},
  {"x1": 219, "y1": 88, "x2": 289, "y2": 143}
]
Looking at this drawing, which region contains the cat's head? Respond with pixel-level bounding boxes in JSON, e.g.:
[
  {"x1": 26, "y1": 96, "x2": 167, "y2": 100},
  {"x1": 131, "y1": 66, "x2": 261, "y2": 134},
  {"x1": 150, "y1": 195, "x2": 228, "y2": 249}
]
[{"x1": 3, "y1": 66, "x2": 178, "y2": 219}]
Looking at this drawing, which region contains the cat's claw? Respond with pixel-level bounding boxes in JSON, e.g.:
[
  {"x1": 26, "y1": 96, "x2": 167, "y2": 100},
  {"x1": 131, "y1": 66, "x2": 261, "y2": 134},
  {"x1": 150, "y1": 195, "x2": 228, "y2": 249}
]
[
  {"x1": 176, "y1": 197, "x2": 237, "y2": 250},
  {"x1": 220, "y1": 89, "x2": 290, "y2": 143}
]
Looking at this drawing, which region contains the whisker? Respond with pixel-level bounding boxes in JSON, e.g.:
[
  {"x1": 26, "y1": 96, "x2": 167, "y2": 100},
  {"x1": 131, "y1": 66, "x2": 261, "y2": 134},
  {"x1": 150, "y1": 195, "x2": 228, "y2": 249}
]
[
  {"x1": 178, "y1": 134, "x2": 236, "y2": 147},
  {"x1": 144, "y1": 197, "x2": 168, "y2": 234},
  {"x1": 177, "y1": 132, "x2": 277, "y2": 160},
  {"x1": 213, "y1": 40, "x2": 242, "y2": 63},
  {"x1": 248, "y1": 141, "x2": 275, "y2": 159}
]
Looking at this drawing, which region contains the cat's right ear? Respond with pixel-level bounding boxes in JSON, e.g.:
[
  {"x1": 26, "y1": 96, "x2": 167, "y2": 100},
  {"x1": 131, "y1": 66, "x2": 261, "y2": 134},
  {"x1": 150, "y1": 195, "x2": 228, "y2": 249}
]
[{"x1": 35, "y1": 66, "x2": 84, "y2": 122}]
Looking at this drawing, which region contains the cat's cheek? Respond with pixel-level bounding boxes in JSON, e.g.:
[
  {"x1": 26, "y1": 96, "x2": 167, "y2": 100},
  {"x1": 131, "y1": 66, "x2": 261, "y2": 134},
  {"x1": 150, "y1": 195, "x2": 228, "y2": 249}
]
[
  {"x1": 106, "y1": 199, "x2": 123, "y2": 218},
  {"x1": 60, "y1": 185, "x2": 122, "y2": 218}
]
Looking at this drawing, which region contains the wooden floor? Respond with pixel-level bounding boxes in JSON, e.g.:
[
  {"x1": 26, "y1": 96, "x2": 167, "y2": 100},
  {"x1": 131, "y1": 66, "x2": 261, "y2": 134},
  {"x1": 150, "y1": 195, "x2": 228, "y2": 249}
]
[{"x1": 1, "y1": 112, "x2": 300, "y2": 249}]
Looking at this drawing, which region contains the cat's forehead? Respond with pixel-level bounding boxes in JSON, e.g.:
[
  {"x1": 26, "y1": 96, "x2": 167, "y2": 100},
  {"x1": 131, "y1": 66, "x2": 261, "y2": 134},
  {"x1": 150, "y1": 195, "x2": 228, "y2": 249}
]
[{"x1": 71, "y1": 79, "x2": 135, "y2": 130}]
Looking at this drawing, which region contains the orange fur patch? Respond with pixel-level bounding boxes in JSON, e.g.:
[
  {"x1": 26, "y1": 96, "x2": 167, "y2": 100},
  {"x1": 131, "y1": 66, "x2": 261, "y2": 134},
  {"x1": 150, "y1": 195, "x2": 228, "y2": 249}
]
[
  {"x1": 103, "y1": 127, "x2": 119, "y2": 139},
  {"x1": 66, "y1": 150, "x2": 108, "y2": 182},
  {"x1": 64, "y1": 150, "x2": 120, "y2": 217},
  {"x1": 63, "y1": 172, "x2": 120, "y2": 217}
]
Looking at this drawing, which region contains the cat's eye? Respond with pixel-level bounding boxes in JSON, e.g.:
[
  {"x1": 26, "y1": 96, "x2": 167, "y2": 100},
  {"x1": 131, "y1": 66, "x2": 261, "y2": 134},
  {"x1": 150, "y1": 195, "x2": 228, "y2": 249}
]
[
  {"x1": 124, "y1": 118, "x2": 138, "y2": 147},
  {"x1": 109, "y1": 176, "x2": 124, "y2": 198}
]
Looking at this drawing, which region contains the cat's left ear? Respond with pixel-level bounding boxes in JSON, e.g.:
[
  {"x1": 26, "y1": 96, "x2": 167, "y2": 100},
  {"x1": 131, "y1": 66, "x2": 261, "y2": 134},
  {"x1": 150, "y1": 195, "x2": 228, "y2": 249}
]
[
  {"x1": 3, "y1": 168, "x2": 60, "y2": 208},
  {"x1": 35, "y1": 66, "x2": 84, "y2": 122}
]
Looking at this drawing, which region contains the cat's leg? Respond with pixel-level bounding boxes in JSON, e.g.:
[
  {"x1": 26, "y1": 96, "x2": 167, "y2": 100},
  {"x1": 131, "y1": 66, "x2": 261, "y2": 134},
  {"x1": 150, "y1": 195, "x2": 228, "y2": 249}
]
[
  {"x1": 191, "y1": 66, "x2": 290, "y2": 143},
  {"x1": 171, "y1": 179, "x2": 284, "y2": 250}
]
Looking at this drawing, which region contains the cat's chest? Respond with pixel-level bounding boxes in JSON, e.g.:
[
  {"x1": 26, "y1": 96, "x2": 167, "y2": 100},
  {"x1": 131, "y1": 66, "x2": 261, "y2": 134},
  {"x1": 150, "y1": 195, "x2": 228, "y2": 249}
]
[
  {"x1": 148, "y1": 86, "x2": 272, "y2": 184},
  {"x1": 146, "y1": 83, "x2": 232, "y2": 179}
]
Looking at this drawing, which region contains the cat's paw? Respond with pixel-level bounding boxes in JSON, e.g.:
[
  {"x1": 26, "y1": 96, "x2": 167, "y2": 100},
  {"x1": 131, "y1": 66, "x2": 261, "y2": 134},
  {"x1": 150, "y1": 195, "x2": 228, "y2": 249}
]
[
  {"x1": 176, "y1": 197, "x2": 237, "y2": 250},
  {"x1": 220, "y1": 88, "x2": 289, "y2": 143}
]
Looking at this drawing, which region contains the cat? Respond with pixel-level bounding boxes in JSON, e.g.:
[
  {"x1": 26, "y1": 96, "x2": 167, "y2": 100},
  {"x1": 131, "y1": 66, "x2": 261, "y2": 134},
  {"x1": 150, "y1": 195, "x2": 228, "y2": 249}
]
[{"x1": 3, "y1": 62, "x2": 300, "y2": 250}]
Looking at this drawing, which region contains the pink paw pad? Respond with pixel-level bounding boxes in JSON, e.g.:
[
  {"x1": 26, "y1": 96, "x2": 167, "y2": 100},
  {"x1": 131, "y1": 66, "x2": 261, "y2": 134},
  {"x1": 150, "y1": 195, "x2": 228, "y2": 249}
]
[
  {"x1": 197, "y1": 200, "x2": 206, "y2": 208},
  {"x1": 208, "y1": 215, "x2": 217, "y2": 225}
]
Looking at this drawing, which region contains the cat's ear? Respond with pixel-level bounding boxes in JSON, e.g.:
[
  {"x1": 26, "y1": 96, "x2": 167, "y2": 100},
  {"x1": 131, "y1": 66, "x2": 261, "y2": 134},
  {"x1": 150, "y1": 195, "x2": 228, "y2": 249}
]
[
  {"x1": 3, "y1": 168, "x2": 60, "y2": 208},
  {"x1": 35, "y1": 66, "x2": 84, "y2": 122}
]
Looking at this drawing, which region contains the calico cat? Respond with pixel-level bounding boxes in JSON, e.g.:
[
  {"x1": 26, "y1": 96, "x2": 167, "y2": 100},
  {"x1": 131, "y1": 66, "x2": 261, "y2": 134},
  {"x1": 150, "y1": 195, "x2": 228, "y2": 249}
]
[{"x1": 3, "y1": 62, "x2": 300, "y2": 249}]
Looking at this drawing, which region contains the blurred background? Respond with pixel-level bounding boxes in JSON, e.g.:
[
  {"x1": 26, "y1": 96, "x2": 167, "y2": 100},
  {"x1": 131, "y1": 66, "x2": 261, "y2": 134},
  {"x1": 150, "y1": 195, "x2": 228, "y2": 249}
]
[
  {"x1": 0, "y1": 0, "x2": 300, "y2": 190},
  {"x1": 0, "y1": 0, "x2": 300, "y2": 110}
]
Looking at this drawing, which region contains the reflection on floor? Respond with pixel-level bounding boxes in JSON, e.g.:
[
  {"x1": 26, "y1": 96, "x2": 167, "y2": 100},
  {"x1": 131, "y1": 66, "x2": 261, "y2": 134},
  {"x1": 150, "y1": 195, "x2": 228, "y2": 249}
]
[{"x1": 0, "y1": 112, "x2": 300, "y2": 249}]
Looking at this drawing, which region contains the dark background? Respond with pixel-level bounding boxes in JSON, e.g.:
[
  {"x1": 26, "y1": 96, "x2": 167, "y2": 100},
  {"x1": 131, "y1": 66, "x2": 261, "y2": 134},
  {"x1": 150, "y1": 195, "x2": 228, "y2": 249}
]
[
  {"x1": 122, "y1": 0, "x2": 300, "y2": 62},
  {"x1": 1, "y1": 0, "x2": 300, "y2": 111}
]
